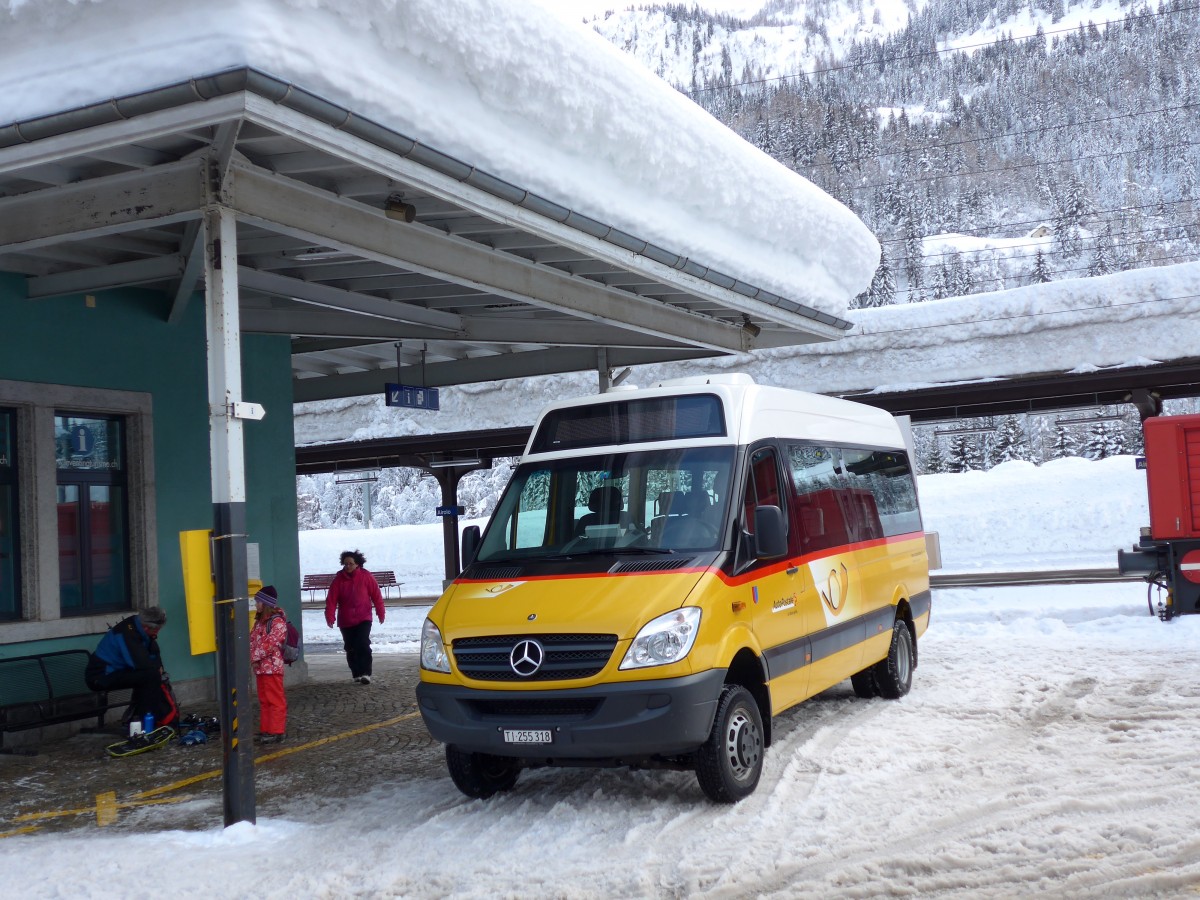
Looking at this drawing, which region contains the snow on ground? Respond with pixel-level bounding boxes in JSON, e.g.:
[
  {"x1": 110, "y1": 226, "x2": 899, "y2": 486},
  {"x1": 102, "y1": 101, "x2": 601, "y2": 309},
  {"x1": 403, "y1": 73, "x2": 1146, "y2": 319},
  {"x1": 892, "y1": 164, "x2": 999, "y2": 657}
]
[
  {"x1": 9, "y1": 453, "x2": 1196, "y2": 897},
  {"x1": 6, "y1": 581, "x2": 1200, "y2": 898},
  {"x1": 22, "y1": 374, "x2": 1187, "y2": 897}
]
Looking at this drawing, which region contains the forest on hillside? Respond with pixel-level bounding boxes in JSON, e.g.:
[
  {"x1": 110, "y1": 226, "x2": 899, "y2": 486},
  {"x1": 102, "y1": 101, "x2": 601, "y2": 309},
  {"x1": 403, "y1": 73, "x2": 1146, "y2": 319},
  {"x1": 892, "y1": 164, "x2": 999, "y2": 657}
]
[{"x1": 595, "y1": 0, "x2": 1199, "y2": 305}]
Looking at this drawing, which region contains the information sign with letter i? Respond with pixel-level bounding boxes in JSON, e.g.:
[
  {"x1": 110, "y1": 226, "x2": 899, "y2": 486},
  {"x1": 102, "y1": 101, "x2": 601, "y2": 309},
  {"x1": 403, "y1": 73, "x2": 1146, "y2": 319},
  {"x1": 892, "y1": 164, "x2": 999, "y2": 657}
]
[{"x1": 384, "y1": 382, "x2": 440, "y2": 411}]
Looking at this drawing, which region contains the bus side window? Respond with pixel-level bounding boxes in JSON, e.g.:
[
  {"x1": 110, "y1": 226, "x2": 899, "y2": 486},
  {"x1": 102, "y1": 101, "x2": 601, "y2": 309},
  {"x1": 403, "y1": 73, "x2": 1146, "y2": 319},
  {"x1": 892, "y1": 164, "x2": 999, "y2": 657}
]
[
  {"x1": 786, "y1": 444, "x2": 847, "y2": 553},
  {"x1": 743, "y1": 448, "x2": 782, "y2": 535},
  {"x1": 840, "y1": 448, "x2": 921, "y2": 538}
]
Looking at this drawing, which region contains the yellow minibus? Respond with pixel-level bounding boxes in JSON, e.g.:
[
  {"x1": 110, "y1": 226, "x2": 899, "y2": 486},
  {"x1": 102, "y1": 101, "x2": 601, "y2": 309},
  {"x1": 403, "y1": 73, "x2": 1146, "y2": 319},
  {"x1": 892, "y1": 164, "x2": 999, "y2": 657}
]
[{"x1": 418, "y1": 374, "x2": 930, "y2": 802}]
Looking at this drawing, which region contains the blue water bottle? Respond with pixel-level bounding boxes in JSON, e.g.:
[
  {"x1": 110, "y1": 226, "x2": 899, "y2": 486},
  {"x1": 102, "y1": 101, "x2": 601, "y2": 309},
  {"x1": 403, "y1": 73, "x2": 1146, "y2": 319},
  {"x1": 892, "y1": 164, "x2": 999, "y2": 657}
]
[{"x1": 142, "y1": 711, "x2": 154, "y2": 734}]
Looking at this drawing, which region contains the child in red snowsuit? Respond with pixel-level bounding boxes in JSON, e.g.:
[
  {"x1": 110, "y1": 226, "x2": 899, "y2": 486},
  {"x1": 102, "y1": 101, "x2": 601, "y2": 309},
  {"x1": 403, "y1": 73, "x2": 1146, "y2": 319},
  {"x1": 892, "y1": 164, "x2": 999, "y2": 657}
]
[{"x1": 250, "y1": 585, "x2": 289, "y2": 743}]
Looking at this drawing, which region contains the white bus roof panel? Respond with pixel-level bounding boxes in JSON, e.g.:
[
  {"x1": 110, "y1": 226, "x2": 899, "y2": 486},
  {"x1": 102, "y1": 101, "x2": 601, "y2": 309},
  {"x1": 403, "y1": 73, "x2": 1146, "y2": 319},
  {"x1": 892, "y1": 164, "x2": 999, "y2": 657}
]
[{"x1": 524, "y1": 375, "x2": 903, "y2": 457}]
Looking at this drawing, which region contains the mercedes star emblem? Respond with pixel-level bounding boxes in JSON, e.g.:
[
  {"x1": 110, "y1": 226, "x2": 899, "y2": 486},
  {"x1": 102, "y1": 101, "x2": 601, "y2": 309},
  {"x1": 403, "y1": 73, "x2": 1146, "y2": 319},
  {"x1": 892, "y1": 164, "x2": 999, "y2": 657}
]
[{"x1": 509, "y1": 639, "x2": 545, "y2": 677}]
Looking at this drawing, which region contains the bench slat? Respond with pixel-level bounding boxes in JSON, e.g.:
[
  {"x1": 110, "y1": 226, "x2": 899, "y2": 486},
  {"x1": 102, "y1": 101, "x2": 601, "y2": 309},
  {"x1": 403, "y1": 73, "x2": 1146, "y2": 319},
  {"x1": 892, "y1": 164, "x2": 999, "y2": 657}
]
[
  {"x1": 0, "y1": 658, "x2": 51, "y2": 706},
  {"x1": 0, "y1": 649, "x2": 132, "y2": 745},
  {"x1": 302, "y1": 571, "x2": 404, "y2": 600}
]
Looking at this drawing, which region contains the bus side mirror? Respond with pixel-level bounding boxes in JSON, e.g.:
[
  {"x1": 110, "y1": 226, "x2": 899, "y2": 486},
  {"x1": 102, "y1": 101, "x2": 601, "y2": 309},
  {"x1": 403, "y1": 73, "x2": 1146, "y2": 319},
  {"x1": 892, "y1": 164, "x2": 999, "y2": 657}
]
[
  {"x1": 461, "y1": 525, "x2": 481, "y2": 569},
  {"x1": 753, "y1": 506, "x2": 787, "y2": 559}
]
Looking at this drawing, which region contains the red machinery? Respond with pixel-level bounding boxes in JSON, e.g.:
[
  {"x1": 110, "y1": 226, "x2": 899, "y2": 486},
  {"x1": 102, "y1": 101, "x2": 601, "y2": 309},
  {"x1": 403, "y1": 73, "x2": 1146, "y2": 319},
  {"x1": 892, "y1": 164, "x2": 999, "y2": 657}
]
[{"x1": 1117, "y1": 413, "x2": 1200, "y2": 619}]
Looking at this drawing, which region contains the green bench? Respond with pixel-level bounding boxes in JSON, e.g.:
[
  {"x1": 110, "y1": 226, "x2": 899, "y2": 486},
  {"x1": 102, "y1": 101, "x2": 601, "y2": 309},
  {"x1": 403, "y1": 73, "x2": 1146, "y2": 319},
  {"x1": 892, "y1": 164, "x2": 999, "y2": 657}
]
[{"x1": 0, "y1": 649, "x2": 131, "y2": 754}]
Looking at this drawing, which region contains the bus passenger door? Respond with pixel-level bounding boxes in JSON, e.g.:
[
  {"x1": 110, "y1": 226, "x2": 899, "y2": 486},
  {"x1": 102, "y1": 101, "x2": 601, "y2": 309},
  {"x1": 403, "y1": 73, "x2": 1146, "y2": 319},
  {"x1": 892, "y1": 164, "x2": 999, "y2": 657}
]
[
  {"x1": 742, "y1": 445, "x2": 810, "y2": 713},
  {"x1": 786, "y1": 445, "x2": 867, "y2": 696}
]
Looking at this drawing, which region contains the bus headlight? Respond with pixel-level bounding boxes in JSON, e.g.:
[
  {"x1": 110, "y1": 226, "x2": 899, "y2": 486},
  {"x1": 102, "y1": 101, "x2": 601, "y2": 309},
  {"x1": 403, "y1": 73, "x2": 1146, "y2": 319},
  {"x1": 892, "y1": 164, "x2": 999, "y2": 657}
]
[
  {"x1": 420, "y1": 618, "x2": 451, "y2": 673},
  {"x1": 619, "y1": 607, "x2": 701, "y2": 670}
]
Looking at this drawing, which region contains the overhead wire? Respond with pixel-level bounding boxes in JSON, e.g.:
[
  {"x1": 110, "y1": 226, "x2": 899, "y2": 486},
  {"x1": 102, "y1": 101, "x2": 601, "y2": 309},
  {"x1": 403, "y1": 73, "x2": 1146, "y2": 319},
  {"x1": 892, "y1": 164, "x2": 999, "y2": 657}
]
[
  {"x1": 877, "y1": 196, "x2": 1198, "y2": 247},
  {"x1": 623, "y1": 0, "x2": 1200, "y2": 296},
  {"x1": 801, "y1": 100, "x2": 1200, "y2": 174},
  {"x1": 681, "y1": 2, "x2": 1200, "y2": 98}
]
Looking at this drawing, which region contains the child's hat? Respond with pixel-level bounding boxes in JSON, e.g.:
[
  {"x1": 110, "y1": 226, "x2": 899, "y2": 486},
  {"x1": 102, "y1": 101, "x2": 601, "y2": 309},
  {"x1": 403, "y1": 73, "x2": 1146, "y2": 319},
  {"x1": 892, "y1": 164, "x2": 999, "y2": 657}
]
[{"x1": 255, "y1": 585, "x2": 280, "y2": 608}]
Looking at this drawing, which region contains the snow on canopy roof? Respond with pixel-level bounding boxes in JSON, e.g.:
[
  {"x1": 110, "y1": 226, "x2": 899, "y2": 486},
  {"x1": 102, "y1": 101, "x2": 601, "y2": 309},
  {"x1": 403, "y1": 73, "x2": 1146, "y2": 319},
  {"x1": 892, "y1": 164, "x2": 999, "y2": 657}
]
[{"x1": 0, "y1": 0, "x2": 879, "y2": 319}]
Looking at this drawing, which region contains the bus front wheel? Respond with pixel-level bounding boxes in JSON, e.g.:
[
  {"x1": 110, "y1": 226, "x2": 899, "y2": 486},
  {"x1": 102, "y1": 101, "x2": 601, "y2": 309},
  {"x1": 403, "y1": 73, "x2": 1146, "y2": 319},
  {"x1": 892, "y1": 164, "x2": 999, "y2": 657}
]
[
  {"x1": 695, "y1": 684, "x2": 764, "y2": 803},
  {"x1": 446, "y1": 745, "x2": 521, "y2": 799}
]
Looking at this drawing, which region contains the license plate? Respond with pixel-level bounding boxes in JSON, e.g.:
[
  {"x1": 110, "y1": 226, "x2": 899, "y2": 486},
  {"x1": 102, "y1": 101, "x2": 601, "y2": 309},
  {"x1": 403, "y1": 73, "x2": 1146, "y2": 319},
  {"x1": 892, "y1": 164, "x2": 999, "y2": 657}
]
[{"x1": 503, "y1": 729, "x2": 552, "y2": 744}]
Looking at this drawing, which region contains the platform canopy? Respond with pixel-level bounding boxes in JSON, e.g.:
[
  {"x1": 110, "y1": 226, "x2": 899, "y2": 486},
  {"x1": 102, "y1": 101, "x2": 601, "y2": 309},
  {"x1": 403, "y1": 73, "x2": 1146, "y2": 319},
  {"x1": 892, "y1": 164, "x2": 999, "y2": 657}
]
[{"x1": 0, "y1": 0, "x2": 880, "y2": 401}]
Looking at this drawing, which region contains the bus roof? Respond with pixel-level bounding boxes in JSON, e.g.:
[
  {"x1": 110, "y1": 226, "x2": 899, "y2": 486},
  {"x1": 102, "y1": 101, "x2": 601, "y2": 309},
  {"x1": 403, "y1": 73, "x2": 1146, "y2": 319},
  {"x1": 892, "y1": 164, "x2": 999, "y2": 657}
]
[{"x1": 524, "y1": 374, "x2": 904, "y2": 457}]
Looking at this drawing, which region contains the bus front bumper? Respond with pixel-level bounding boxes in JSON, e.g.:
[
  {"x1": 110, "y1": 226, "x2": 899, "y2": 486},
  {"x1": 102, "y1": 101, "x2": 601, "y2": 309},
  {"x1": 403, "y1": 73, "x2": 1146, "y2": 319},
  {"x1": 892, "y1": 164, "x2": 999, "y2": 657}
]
[{"x1": 416, "y1": 669, "x2": 727, "y2": 762}]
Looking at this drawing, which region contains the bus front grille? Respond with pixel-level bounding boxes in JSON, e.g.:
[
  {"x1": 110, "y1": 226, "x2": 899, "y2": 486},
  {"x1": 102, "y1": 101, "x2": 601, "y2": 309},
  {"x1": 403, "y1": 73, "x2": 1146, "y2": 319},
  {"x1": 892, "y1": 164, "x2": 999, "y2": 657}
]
[{"x1": 453, "y1": 634, "x2": 618, "y2": 682}]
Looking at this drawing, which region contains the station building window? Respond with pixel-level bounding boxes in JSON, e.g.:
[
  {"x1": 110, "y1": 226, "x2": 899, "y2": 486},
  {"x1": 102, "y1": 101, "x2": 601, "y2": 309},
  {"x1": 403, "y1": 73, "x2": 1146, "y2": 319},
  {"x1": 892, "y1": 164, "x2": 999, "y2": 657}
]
[
  {"x1": 0, "y1": 380, "x2": 156, "y2": 642},
  {"x1": 0, "y1": 408, "x2": 18, "y2": 621},
  {"x1": 55, "y1": 414, "x2": 130, "y2": 617}
]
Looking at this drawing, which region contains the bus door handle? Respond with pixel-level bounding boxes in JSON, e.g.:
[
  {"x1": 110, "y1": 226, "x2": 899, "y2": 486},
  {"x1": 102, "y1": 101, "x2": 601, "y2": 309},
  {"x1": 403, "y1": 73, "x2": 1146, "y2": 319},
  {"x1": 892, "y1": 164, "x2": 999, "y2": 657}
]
[{"x1": 786, "y1": 565, "x2": 799, "y2": 575}]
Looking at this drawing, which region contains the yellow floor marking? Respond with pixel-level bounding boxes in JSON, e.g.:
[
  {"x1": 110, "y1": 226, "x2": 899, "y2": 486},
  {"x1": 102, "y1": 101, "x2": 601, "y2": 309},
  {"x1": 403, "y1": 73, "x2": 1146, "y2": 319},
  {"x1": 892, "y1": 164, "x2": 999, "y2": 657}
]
[
  {"x1": 134, "y1": 711, "x2": 420, "y2": 799},
  {"x1": 252, "y1": 712, "x2": 420, "y2": 766},
  {"x1": 95, "y1": 791, "x2": 118, "y2": 826},
  {"x1": 14, "y1": 794, "x2": 189, "y2": 824},
  {"x1": 8, "y1": 711, "x2": 419, "y2": 827}
]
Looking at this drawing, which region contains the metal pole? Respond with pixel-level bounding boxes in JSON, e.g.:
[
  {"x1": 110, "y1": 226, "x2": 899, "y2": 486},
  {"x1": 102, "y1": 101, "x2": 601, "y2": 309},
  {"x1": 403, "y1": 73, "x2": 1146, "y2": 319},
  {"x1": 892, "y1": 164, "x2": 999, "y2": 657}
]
[
  {"x1": 438, "y1": 468, "x2": 461, "y2": 586},
  {"x1": 597, "y1": 348, "x2": 611, "y2": 393},
  {"x1": 204, "y1": 204, "x2": 256, "y2": 826}
]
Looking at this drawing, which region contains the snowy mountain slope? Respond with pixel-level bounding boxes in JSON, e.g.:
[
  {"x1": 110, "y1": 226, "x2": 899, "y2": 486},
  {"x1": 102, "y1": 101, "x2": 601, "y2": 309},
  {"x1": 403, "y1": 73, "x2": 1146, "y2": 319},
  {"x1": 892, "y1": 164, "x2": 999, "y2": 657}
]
[
  {"x1": 580, "y1": 0, "x2": 924, "y2": 89},
  {"x1": 575, "y1": 0, "x2": 1198, "y2": 305},
  {"x1": 580, "y1": 0, "x2": 1129, "y2": 94}
]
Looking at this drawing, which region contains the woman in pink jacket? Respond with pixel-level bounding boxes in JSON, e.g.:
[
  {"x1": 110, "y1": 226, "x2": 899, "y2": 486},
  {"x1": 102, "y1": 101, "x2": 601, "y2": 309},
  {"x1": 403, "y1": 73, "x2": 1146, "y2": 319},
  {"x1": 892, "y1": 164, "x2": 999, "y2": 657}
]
[
  {"x1": 250, "y1": 585, "x2": 288, "y2": 743},
  {"x1": 324, "y1": 549, "x2": 386, "y2": 684}
]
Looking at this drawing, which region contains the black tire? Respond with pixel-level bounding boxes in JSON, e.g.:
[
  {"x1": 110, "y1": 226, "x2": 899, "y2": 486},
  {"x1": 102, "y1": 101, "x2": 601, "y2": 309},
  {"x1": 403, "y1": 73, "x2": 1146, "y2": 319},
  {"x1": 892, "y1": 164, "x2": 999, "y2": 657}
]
[
  {"x1": 695, "y1": 684, "x2": 765, "y2": 803},
  {"x1": 445, "y1": 745, "x2": 521, "y2": 799},
  {"x1": 873, "y1": 619, "x2": 915, "y2": 700},
  {"x1": 850, "y1": 668, "x2": 878, "y2": 698}
]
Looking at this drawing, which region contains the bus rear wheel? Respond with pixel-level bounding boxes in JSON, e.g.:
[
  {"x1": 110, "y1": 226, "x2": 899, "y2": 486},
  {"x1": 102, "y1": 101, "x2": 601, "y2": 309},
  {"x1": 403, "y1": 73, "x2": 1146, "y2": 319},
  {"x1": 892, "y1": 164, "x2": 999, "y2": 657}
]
[
  {"x1": 445, "y1": 745, "x2": 521, "y2": 799},
  {"x1": 695, "y1": 684, "x2": 764, "y2": 803},
  {"x1": 873, "y1": 619, "x2": 914, "y2": 699},
  {"x1": 850, "y1": 668, "x2": 878, "y2": 698}
]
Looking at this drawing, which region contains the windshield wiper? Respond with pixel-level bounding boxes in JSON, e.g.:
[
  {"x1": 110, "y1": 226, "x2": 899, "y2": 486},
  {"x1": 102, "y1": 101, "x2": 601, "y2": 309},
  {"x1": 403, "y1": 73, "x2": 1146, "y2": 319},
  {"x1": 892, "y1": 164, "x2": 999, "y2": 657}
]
[
  {"x1": 477, "y1": 553, "x2": 568, "y2": 564},
  {"x1": 570, "y1": 546, "x2": 675, "y2": 557}
]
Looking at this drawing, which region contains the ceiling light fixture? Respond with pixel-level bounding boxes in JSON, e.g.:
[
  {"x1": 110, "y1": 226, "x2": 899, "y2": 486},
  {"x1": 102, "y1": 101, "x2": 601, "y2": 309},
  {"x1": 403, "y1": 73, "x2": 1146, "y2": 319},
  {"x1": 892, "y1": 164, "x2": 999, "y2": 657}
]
[
  {"x1": 288, "y1": 247, "x2": 357, "y2": 262},
  {"x1": 1053, "y1": 414, "x2": 1125, "y2": 426},
  {"x1": 427, "y1": 457, "x2": 482, "y2": 468},
  {"x1": 335, "y1": 469, "x2": 380, "y2": 484},
  {"x1": 385, "y1": 195, "x2": 417, "y2": 223},
  {"x1": 933, "y1": 425, "x2": 998, "y2": 437}
]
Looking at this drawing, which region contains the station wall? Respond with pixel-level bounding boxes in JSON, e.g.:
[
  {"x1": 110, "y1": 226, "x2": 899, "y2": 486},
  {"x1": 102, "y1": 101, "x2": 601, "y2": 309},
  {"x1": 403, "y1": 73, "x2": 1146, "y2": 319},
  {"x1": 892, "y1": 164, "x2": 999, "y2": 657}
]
[{"x1": 0, "y1": 272, "x2": 299, "y2": 694}]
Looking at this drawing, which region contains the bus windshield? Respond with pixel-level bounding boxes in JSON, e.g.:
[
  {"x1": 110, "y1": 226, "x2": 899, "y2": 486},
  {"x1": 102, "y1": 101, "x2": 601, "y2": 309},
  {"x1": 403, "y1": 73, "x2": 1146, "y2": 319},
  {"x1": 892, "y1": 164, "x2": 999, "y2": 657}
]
[{"x1": 475, "y1": 446, "x2": 735, "y2": 562}]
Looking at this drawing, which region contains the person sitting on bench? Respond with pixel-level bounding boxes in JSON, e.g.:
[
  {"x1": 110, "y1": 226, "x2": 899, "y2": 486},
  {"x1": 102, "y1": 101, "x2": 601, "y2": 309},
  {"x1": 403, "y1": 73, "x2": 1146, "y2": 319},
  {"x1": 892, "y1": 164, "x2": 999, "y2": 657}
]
[{"x1": 85, "y1": 606, "x2": 178, "y2": 729}]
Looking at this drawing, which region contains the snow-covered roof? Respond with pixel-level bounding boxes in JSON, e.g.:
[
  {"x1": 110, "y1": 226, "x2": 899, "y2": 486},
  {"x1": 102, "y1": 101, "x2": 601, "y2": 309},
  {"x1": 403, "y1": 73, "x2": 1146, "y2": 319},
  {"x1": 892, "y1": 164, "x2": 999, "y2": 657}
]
[
  {"x1": 0, "y1": 0, "x2": 878, "y2": 319},
  {"x1": 289, "y1": 260, "x2": 1200, "y2": 446}
]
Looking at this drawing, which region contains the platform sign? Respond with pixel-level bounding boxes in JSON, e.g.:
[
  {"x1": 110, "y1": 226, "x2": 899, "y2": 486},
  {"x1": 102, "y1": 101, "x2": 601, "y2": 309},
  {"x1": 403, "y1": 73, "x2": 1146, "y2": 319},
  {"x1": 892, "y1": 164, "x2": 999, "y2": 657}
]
[
  {"x1": 180, "y1": 529, "x2": 216, "y2": 655},
  {"x1": 180, "y1": 530, "x2": 263, "y2": 655},
  {"x1": 385, "y1": 382, "x2": 439, "y2": 411},
  {"x1": 436, "y1": 505, "x2": 465, "y2": 517},
  {"x1": 1135, "y1": 456, "x2": 1147, "y2": 470}
]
